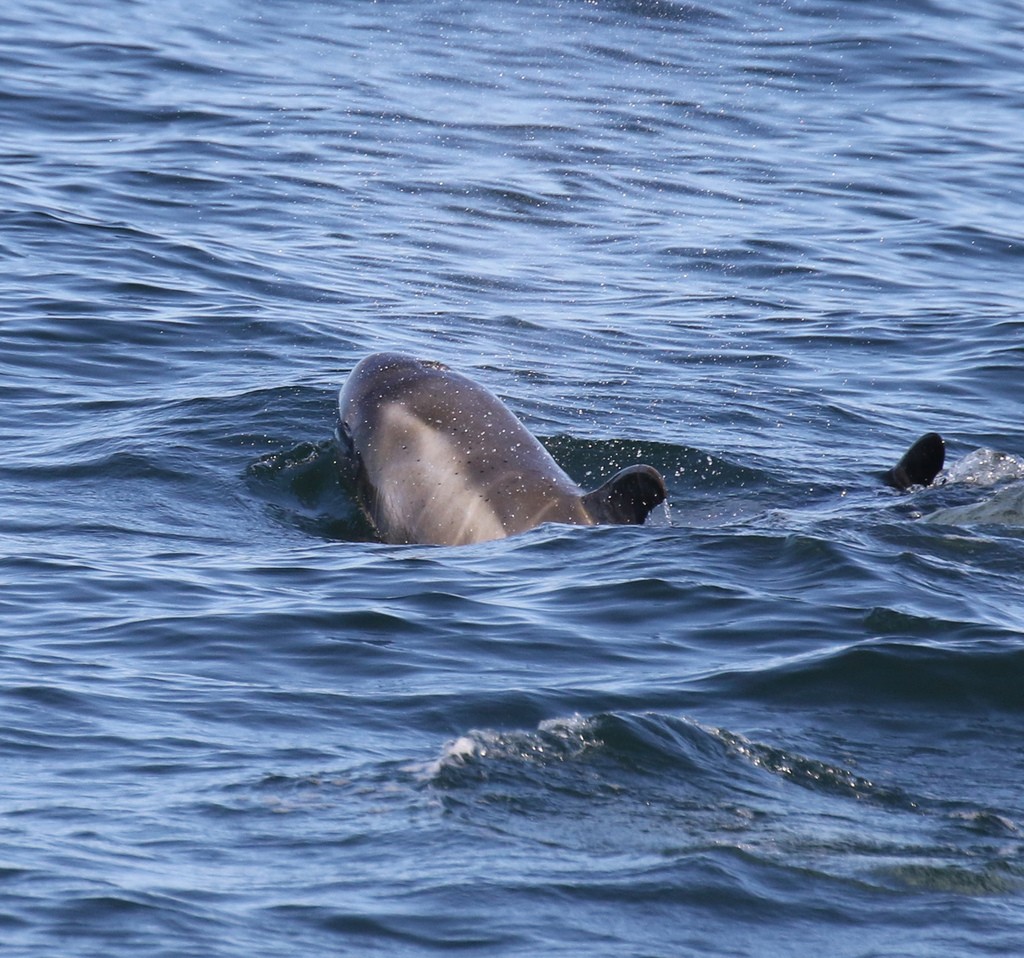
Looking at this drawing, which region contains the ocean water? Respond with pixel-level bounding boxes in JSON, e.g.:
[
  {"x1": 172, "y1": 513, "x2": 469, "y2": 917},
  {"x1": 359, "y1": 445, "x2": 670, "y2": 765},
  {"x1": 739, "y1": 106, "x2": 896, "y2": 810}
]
[{"x1": 2, "y1": 0, "x2": 1023, "y2": 954}]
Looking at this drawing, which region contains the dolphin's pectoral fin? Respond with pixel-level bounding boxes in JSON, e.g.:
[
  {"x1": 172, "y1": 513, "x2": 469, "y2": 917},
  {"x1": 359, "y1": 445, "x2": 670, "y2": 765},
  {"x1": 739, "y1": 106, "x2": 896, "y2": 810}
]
[
  {"x1": 883, "y1": 432, "x2": 945, "y2": 490},
  {"x1": 581, "y1": 464, "x2": 667, "y2": 525}
]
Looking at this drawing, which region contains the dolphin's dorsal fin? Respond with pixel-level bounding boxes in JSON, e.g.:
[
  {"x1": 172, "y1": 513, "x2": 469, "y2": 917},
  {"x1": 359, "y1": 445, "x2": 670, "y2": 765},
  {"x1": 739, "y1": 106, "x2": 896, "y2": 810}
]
[
  {"x1": 883, "y1": 432, "x2": 945, "y2": 490},
  {"x1": 581, "y1": 464, "x2": 667, "y2": 524}
]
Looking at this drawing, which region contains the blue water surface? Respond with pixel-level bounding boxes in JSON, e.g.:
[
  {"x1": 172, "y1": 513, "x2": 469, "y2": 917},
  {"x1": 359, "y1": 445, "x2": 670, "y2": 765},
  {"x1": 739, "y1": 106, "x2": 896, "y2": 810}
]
[{"x1": 2, "y1": 0, "x2": 1023, "y2": 955}]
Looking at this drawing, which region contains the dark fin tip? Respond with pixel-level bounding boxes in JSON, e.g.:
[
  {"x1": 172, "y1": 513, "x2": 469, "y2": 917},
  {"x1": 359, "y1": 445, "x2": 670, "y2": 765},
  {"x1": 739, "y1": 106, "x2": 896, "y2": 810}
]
[
  {"x1": 883, "y1": 432, "x2": 945, "y2": 490},
  {"x1": 582, "y1": 464, "x2": 667, "y2": 525}
]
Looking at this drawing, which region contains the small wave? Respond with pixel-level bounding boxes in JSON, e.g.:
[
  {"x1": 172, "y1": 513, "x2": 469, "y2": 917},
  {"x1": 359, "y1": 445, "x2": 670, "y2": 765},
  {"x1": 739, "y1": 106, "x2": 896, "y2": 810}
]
[
  {"x1": 426, "y1": 711, "x2": 916, "y2": 811},
  {"x1": 707, "y1": 726, "x2": 915, "y2": 808},
  {"x1": 710, "y1": 639, "x2": 1024, "y2": 713},
  {"x1": 420, "y1": 710, "x2": 1021, "y2": 899},
  {"x1": 2, "y1": 448, "x2": 191, "y2": 485},
  {"x1": 595, "y1": 0, "x2": 730, "y2": 25},
  {"x1": 247, "y1": 440, "x2": 374, "y2": 541},
  {"x1": 877, "y1": 862, "x2": 1021, "y2": 895}
]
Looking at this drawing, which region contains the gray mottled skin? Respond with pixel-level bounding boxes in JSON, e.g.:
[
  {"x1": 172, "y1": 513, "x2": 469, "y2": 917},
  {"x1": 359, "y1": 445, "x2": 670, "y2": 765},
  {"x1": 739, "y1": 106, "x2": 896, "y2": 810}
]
[{"x1": 336, "y1": 353, "x2": 667, "y2": 546}]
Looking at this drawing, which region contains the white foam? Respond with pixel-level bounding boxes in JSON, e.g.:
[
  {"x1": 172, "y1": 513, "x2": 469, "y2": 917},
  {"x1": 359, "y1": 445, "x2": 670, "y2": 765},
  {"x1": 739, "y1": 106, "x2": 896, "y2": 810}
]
[
  {"x1": 414, "y1": 714, "x2": 599, "y2": 782},
  {"x1": 943, "y1": 448, "x2": 1024, "y2": 487}
]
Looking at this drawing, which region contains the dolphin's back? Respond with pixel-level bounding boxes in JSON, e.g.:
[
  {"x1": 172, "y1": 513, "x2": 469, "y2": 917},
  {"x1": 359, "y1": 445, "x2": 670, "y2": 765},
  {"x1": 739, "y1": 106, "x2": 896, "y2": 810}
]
[
  {"x1": 338, "y1": 353, "x2": 665, "y2": 545},
  {"x1": 338, "y1": 354, "x2": 591, "y2": 544}
]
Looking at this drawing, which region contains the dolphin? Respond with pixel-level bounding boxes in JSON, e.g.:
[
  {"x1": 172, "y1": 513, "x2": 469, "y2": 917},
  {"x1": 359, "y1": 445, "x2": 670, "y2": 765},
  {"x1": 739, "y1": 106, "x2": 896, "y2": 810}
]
[
  {"x1": 883, "y1": 432, "x2": 946, "y2": 490},
  {"x1": 335, "y1": 352, "x2": 667, "y2": 545}
]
